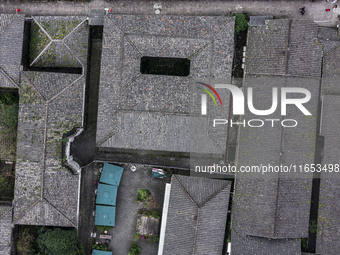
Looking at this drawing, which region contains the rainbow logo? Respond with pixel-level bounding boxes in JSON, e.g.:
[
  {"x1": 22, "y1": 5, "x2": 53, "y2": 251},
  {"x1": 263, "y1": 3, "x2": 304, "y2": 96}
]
[{"x1": 197, "y1": 82, "x2": 223, "y2": 107}]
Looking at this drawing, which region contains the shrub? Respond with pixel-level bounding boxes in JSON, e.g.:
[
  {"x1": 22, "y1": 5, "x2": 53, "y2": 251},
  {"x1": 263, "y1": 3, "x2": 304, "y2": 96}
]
[
  {"x1": 0, "y1": 92, "x2": 18, "y2": 131},
  {"x1": 92, "y1": 243, "x2": 110, "y2": 251},
  {"x1": 17, "y1": 229, "x2": 35, "y2": 255},
  {"x1": 149, "y1": 234, "x2": 159, "y2": 244},
  {"x1": 151, "y1": 210, "x2": 160, "y2": 219},
  {"x1": 128, "y1": 242, "x2": 141, "y2": 255},
  {"x1": 36, "y1": 228, "x2": 84, "y2": 255},
  {"x1": 137, "y1": 189, "x2": 151, "y2": 202},
  {"x1": 134, "y1": 233, "x2": 141, "y2": 242},
  {"x1": 95, "y1": 226, "x2": 113, "y2": 232},
  {"x1": 235, "y1": 13, "x2": 248, "y2": 35}
]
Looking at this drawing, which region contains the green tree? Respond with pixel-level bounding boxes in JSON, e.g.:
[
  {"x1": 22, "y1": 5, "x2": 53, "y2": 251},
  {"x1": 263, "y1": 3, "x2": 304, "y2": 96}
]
[
  {"x1": 36, "y1": 228, "x2": 84, "y2": 255},
  {"x1": 0, "y1": 92, "x2": 18, "y2": 131},
  {"x1": 17, "y1": 229, "x2": 35, "y2": 255},
  {"x1": 235, "y1": 13, "x2": 248, "y2": 35},
  {"x1": 128, "y1": 242, "x2": 141, "y2": 255}
]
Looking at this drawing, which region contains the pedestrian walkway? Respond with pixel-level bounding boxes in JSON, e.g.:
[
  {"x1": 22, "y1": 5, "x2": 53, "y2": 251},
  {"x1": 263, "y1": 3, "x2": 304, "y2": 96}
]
[{"x1": 0, "y1": 0, "x2": 339, "y2": 27}]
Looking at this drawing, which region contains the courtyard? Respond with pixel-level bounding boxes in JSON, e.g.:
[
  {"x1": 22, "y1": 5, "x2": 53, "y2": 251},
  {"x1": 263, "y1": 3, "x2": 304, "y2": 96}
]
[{"x1": 96, "y1": 165, "x2": 168, "y2": 255}]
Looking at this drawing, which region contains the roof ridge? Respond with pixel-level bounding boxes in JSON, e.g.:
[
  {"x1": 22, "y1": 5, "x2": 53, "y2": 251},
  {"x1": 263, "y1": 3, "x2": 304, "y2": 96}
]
[
  {"x1": 173, "y1": 175, "x2": 198, "y2": 208},
  {"x1": 191, "y1": 207, "x2": 200, "y2": 255},
  {"x1": 0, "y1": 205, "x2": 13, "y2": 219},
  {"x1": 63, "y1": 18, "x2": 87, "y2": 42},
  {"x1": 13, "y1": 198, "x2": 40, "y2": 223},
  {"x1": 0, "y1": 67, "x2": 20, "y2": 88},
  {"x1": 22, "y1": 72, "x2": 48, "y2": 101},
  {"x1": 43, "y1": 198, "x2": 77, "y2": 228},
  {"x1": 199, "y1": 181, "x2": 230, "y2": 208},
  {"x1": 48, "y1": 74, "x2": 83, "y2": 102}
]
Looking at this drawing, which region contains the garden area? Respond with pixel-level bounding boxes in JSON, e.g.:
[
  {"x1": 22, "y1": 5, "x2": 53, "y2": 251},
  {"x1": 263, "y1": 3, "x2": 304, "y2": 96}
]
[
  {"x1": 15, "y1": 226, "x2": 84, "y2": 255},
  {"x1": 0, "y1": 90, "x2": 19, "y2": 201},
  {"x1": 127, "y1": 189, "x2": 161, "y2": 255}
]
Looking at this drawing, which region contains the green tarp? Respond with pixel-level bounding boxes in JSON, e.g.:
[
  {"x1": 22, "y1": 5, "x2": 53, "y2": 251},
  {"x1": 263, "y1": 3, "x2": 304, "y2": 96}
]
[
  {"x1": 92, "y1": 250, "x2": 112, "y2": 255},
  {"x1": 95, "y1": 205, "x2": 116, "y2": 226},
  {"x1": 96, "y1": 183, "x2": 118, "y2": 206},
  {"x1": 99, "y1": 163, "x2": 123, "y2": 186}
]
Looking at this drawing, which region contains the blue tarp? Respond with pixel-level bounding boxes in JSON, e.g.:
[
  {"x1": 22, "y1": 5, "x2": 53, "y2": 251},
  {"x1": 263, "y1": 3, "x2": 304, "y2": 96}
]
[
  {"x1": 95, "y1": 205, "x2": 116, "y2": 226},
  {"x1": 99, "y1": 163, "x2": 123, "y2": 186},
  {"x1": 92, "y1": 250, "x2": 112, "y2": 255},
  {"x1": 96, "y1": 183, "x2": 118, "y2": 206}
]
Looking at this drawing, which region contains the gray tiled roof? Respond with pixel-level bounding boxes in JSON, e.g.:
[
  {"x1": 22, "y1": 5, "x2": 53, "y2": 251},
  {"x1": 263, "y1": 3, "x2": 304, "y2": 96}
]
[
  {"x1": 321, "y1": 46, "x2": 340, "y2": 96},
  {"x1": 287, "y1": 20, "x2": 322, "y2": 78},
  {"x1": 316, "y1": 95, "x2": 340, "y2": 254},
  {"x1": 30, "y1": 16, "x2": 87, "y2": 68},
  {"x1": 246, "y1": 19, "x2": 290, "y2": 76},
  {"x1": 0, "y1": 206, "x2": 13, "y2": 255},
  {"x1": 96, "y1": 15, "x2": 234, "y2": 155},
  {"x1": 246, "y1": 19, "x2": 322, "y2": 78},
  {"x1": 162, "y1": 175, "x2": 231, "y2": 255},
  {"x1": 231, "y1": 230, "x2": 301, "y2": 255},
  {"x1": 0, "y1": 14, "x2": 25, "y2": 86},
  {"x1": 232, "y1": 19, "x2": 323, "y2": 252},
  {"x1": 249, "y1": 16, "x2": 273, "y2": 27},
  {"x1": 232, "y1": 76, "x2": 319, "y2": 240},
  {"x1": 12, "y1": 16, "x2": 88, "y2": 227},
  {"x1": 13, "y1": 71, "x2": 85, "y2": 227}
]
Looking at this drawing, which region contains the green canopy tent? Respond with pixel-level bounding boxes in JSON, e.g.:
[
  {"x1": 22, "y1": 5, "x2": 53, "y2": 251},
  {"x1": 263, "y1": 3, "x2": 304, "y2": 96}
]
[
  {"x1": 95, "y1": 205, "x2": 116, "y2": 226},
  {"x1": 99, "y1": 163, "x2": 123, "y2": 186},
  {"x1": 92, "y1": 250, "x2": 112, "y2": 255},
  {"x1": 96, "y1": 183, "x2": 118, "y2": 206}
]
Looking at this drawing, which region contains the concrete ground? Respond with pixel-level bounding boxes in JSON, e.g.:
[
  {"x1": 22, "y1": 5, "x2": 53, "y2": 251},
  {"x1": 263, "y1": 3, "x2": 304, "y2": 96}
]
[
  {"x1": 0, "y1": 0, "x2": 340, "y2": 27},
  {"x1": 106, "y1": 164, "x2": 168, "y2": 255}
]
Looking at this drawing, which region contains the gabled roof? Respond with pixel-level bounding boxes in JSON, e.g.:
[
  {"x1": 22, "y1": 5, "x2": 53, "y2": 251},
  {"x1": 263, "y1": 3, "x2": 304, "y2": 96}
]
[
  {"x1": 0, "y1": 14, "x2": 25, "y2": 87},
  {"x1": 161, "y1": 175, "x2": 231, "y2": 255}
]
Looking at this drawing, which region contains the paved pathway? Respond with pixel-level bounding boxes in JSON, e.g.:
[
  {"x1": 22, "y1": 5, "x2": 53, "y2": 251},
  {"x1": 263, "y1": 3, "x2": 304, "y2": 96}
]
[{"x1": 0, "y1": 0, "x2": 339, "y2": 27}]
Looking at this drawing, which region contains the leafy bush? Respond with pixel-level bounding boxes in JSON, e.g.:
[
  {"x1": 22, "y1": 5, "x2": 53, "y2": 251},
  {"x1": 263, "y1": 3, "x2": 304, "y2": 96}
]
[
  {"x1": 235, "y1": 13, "x2": 248, "y2": 35},
  {"x1": 95, "y1": 226, "x2": 113, "y2": 232},
  {"x1": 134, "y1": 233, "x2": 141, "y2": 242},
  {"x1": 151, "y1": 210, "x2": 160, "y2": 219},
  {"x1": 149, "y1": 234, "x2": 159, "y2": 244},
  {"x1": 36, "y1": 228, "x2": 84, "y2": 255},
  {"x1": 137, "y1": 189, "x2": 151, "y2": 202},
  {"x1": 301, "y1": 238, "x2": 308, "y2": 251},
  {"x1": 92, "y1": 243, "x2": 110, "y2": 251},
  {"x1": 0, "y1": 92, "x2": 18, "y2": 131},
  {"x1": 17, "y1": 229, "x2": 35, "y2": 255},
  {"x1": 128, "y1": 242, "x2": 141, "y2": 255}
]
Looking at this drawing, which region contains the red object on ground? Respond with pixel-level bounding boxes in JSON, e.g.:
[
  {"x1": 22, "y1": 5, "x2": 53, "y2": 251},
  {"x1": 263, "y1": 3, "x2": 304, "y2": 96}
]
[
  {"x1": 325, "y1": 8, "x2": 331, "y2": 11},
  {"x1": 16, "y1": 8, "x2": 21, "y2": 13},
  {"x1": 110, "y1": 8, "x2": 112, "y2": 12}
]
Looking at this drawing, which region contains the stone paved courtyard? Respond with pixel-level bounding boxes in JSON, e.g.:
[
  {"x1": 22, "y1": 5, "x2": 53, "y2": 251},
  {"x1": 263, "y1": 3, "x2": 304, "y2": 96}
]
[{"x1": 107, "y1": 165, "x2": 167, "y2": 255}]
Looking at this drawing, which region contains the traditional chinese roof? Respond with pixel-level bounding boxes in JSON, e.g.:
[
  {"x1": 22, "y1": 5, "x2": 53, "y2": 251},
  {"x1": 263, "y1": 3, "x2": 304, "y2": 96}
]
[{"x1": 160, "y1": 175, "x2": 231, "y2": 255}]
